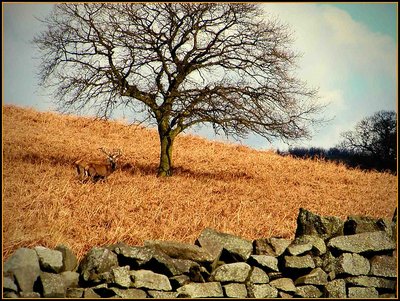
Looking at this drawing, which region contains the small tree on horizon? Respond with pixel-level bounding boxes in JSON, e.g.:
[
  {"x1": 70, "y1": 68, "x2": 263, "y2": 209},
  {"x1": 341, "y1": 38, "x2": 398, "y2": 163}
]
[
  {"x1": 33, "y1": 3, "x2": 325, "y2": 176},
  {"x1": 338, "y1": 110, "x2": 397, "y2": 169}
]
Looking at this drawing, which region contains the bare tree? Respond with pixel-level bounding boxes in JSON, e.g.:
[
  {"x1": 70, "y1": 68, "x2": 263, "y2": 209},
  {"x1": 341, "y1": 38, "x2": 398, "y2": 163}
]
[{"x1": 33, "y1": 3, "x2": 325, "y2": 176}]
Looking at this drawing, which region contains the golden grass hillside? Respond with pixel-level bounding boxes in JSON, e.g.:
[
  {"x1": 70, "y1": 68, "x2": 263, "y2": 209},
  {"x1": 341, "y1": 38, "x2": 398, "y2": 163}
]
[{"x1": 2, "y1": 104, "x2": 397, "y2": 261}]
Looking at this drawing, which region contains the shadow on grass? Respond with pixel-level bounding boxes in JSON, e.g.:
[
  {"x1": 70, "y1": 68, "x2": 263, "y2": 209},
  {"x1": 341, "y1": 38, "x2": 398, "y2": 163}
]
[
  {"x1": 16, "y1": 152, "x2": 254, "y2": 181},
  {"x1": 121, "y1": 162, "x2": 254, "y2": 181},
  {"x1": 20, "y1": 153, "x2": 76, "y2": 167}
]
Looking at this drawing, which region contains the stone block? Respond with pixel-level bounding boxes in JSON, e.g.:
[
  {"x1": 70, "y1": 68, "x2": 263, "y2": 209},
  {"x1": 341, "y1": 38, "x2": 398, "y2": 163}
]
[
  {"x1": 327, "y1": 231, "x2": 396, "y2": 253},
  {"x1": 131, "y1": 269, "x2": 172, "y2": 291},
  {"x1": 223, "y1": 283, "x2": 248, "y2": 298},
  {"x1": 177, "y1": 282, "x2": 224, "y2": 298},
  {"x1": 210, "y1": 262, "x2": 251, "y2": 283},
  {"x1": 335, "y1": 253, "x2": 370, "y2": 276},
  {"x1": 323, "y1": 279, "x2": 346, "y2": 298},
  {"x1": 348, "y1": 287, "x2": 379, "y2": 298},
  {"x1": 4, "y1": 248, "x2": 41, "y2": 292}
]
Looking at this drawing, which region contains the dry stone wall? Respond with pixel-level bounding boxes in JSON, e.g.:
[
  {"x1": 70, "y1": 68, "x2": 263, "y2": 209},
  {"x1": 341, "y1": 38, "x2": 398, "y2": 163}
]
[{"x1": 3, "y1": 208, "x2": 397, "y2": 298}]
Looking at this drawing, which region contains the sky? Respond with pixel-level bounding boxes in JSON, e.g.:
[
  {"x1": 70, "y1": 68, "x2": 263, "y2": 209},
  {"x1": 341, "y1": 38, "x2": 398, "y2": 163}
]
[{"x1": 2, "y1": 3, "x2": 398, "y2": 151}]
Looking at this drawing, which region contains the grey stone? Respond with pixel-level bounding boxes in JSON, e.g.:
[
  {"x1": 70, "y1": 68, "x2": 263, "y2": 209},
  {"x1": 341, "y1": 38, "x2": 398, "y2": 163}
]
[
  {"x1": 269, "y1": 278, "x2": 296, "y2": 292},
  {"x1": 113, "y1": 245, "x2": 153, "y2": 267},
  {"x1": 91, "y1": 283, "x2": 108, "y2": 289},
  {"x1": 279, "y1": 291, "x2": 294, "y2": 298},
  {"x1": 270, "y1": 238, "x2": 292, "y2": 256},
  {"x1": 171, "y1": 258, "x2": 200, "y2": 274},
  {"x1": 115, "y1": 242, "x2": 183, "y2": 276},
  {"x1": 284, "y1": 255, "x2": 315, "y2": 269},
  {"x1": 248, "y1": 255, "x2": 279, "y2": 272},
  {"x1": 3, "y1": 276, "x2": 18, "y2": 292},
  {"x1": 83, "y1": 288, "x2": 100, "y2": 298},
  {"x1": 147, "y1": 250, "x2": 182, "y2": 276},
  {"x1": 296, "y1": 235, "x2": 327, "y2": 255},
  {"x1": 211, "y1": 262, "x2": 251, "y2": 283},
  {"x1": 344, "y1": 215, "x2": 393, "y2": 235},
  {"x1": 40, "y1": 272, "x2": 66, "y2": 298},
  {"x1": 78, "y1": 247, "x2": 119, "y2": 282},
  {"x1": 327, "y1": 231, "x2": 396, "y2": 253},
  {"x1": 328, "y1": 271, "x2": 336, "y2": 281},
  {"x1": 295, "y1": 285, "x2": 322, "y2": 298},
  {"x1": 335, "y1": 253, "x2": 370, "y2": 276},
  {"x1": 143, "y1": 291, "x2": 172, "y2": 299},
  {"x1": 89, "y1": 282, "x2": 114, "y2": 297},
  {"x1": 61, "y1": 271, "x2": 79, "y2": 288},
  {"x1": 323, "y1": 279, "x2": 346, "y2": 298},
  {"x1": 187, "y1": 266, "x2": 210, "y2": 282},
  {"x1": 131, "y1": 269, "x2": 172, "y2": 291},
  {"x1": 253, "y1": 238, "x2": 276, "y2": 256},
  {"x1": 145, "y1": 240, "x2": 214, "y2": 263},
  {"x1": 391, "y1": 208, "x2": 397, "y2": 243},
  {"x1": 110, "y1": 287, "x2": 147, "y2": 298},
  {"x1": 294, "y1": 267, "x2": 328, "y2": 285},
  {"x1": 267, "y1": 271, "x2": 284, "y2": 281},
  {"x1": 66, "y1": 288, "x2": 85, "y2": 298},
  {"x1": 313, "y1": 256, "x2": 323, "y2": 268},
  {"x1": 147, "y1": 290, "x2": 178, "y2": 298},
  {"x1": 249, "y1": 284, "x2": 278, "y2": 298},
  {"x1": 34, "y1": 246, "x2": 64, "y2": 273},
  {"x1": 249, "y1": 266, "x2": 269, "y2": 284},
  {"x1": 196, "y1": 228, "x2": 253, "y2": 261},
  {"x1": 295, "y1": 208, "x2": 344, "y2": 240},
  {"x1": 111, "y1": 266, "x2": 132, "y2": 288},
  {"x1": 287, "y1": 242, "x2": 313, "y2": 256},
  {"x1": 3, "y1": 292, "x2": 19, "y2": 298},
  {"x1": 186, "y1": 264, "x2": 208, "y2": 282},
  {"x1": 19, "y1": 291, "x2": 41, "y2": 298},
  {"x1": 55, "y1": 245, "x2": 78, "y2": 272},
  {"x1": 253, "y1": 238, "x2": 291, "y2": 257},
  {"x1": 321, "y1": 251, "x2": 337, "y2": 273},
  {"x1": 97, "y1": 271, "x2": 112, "y2": 283},
  {"x1": 223, "y1": 283, "x2": 248, "y2": 298},
  {"x1": 345, "y1": 276, "x2": 396, "y2": 289},
  {"x1": 348, "y1": 287, "x2": 379, "y2": 298},
  {"x1": 4, "y1": 248, "x2": 41, "y2": 292},
  {"x1": 117, "y1": 245, "x2": 183, "y2": 277},
  {"x1": 369, "y1": 255, "x2": 397, "y2": 277},
  {"x1": 169, "y1": 275, "x2": 190, "y2": 288},
  {"x1": 177, "y1": 282, "x2": 224, "y2": 298}
]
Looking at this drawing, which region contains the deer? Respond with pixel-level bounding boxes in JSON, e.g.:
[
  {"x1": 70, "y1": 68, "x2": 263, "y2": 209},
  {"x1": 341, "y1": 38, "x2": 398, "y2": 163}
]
[{"x1": 74, "y1": 147, "x2": 122, "y2": 182}]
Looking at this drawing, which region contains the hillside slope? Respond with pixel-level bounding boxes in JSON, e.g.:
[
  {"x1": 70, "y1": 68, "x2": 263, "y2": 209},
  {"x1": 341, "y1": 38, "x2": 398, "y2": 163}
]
[{"x1": 2, "y1": 105, "x2": 397, "y2": 260}]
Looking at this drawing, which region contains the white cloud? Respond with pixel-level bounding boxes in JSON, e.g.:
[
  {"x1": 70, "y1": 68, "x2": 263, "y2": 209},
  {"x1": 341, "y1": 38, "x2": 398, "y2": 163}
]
[
  {"x1": 263, "y1": 4, "x2": 396, "y2": 82},
  {"x1": 321, "y1": 6, "x2": 396, "y2": 76},
  {"x1": 257, "y1": 3, "x2": 397, "y2": 150}
]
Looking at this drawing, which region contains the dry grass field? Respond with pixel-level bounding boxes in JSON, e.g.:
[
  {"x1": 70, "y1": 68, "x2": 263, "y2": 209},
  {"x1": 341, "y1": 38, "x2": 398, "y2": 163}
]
[{"x1": 2, "y1": 104, "x2": 397, "y2": 261}]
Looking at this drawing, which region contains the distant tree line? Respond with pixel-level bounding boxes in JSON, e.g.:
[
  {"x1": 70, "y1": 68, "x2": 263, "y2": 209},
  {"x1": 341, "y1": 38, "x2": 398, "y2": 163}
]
[{"x1": 278, "y1": 111, "x2": 397, "y2": 174}]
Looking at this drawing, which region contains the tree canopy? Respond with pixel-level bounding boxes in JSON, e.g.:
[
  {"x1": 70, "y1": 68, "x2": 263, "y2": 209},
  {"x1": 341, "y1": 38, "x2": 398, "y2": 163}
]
[{"x1": 33, "y1": 3, "x2": 325, "y2": 176}]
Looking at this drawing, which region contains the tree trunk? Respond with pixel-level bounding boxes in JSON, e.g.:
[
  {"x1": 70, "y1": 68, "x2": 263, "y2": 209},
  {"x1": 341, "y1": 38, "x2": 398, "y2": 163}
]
[{"x1": 158, "y1": 132, "x2": 175, "y2": 177}]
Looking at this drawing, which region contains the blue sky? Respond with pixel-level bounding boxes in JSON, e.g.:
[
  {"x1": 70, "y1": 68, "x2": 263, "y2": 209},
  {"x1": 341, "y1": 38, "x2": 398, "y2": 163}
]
[
  {"x1": 3, "y1": 3, "x2": 398, "y2": 151},
  {"x1": 330, "y1": 3, "x2": 397, "y2": 39}
]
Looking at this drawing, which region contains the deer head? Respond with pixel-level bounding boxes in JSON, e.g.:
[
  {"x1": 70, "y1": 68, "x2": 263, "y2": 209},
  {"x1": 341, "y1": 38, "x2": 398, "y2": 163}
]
[{"x1": 99, "y1": 147, "x2": 122, "y2": 165}]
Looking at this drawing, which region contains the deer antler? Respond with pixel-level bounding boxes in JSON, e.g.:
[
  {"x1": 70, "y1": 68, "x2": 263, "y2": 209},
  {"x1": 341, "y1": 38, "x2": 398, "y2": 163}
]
[
  {"x1": 114, "y1": 149, "x2": 122, "y2": 157},
  {"x1": 99, "y1": 147, "x2": 122, "y2": 159},
  {"x1": 99, "y1": 147, "x2": 109, "y2": 156}
]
